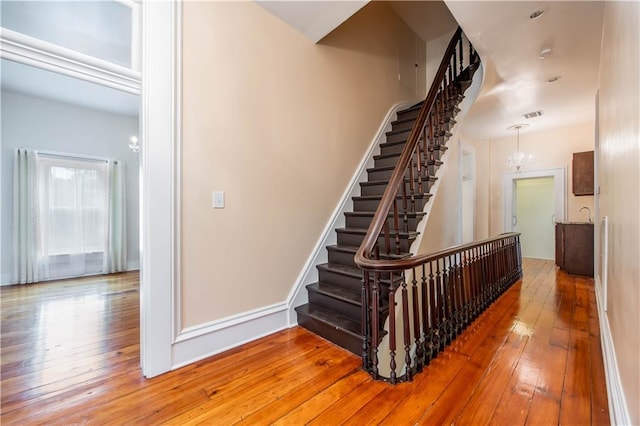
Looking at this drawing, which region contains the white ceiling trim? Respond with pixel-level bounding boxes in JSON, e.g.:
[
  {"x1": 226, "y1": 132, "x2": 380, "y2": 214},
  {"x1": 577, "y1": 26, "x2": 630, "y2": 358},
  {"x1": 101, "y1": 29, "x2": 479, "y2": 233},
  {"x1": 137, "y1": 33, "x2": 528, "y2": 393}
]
[{"x1": 1, "y1": 27, "x2": 141, "y2": 95}]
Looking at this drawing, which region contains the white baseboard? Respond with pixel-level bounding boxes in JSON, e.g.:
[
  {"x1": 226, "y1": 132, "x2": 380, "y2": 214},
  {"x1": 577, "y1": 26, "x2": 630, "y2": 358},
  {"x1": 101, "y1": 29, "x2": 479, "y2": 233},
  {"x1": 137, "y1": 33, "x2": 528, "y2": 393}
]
[
  {"x1": 595, "y1": 284, "x2": 632, "y2": 425},
  {"x1": 127, "y1": 260, "x2": 140, "y2": 271},
  {"x1": 1, "y1": 272, "x2": 11, "y2": 286},
  {"x1": 171, "y1": 302, "x2": 288, "y2": 369},
  {"x1": 285, "y1": 101, "x2": 413, "y2": 325}
]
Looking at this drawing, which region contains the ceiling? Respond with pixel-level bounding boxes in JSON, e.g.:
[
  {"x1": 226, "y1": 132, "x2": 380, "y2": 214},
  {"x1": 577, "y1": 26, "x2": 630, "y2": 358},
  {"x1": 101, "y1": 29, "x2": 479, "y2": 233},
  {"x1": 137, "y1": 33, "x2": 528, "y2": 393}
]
[
  {"x1": 387, "y1": 1, "x2": 457, "y2": 42},
  {"x1": 445, "y1": 1, "x2": 604, "y2": 140},
  {"x1": 1, "y1": 1, "x2": 604, "y2": 137},
  {"x1": 1, "y1": 59, "x2": 139, "y2": 117},
  {"x1": 256, "y1": 1, "x2": 369, "y2": 43},
  {"x1": 256, "y1": 0, "x2": 604, "y2": 141}
]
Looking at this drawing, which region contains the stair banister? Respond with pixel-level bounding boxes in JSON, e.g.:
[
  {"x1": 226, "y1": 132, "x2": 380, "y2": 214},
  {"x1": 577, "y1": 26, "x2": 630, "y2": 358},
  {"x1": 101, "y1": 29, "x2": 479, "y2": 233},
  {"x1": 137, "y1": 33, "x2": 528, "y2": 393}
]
[
  {"x1": 354, "y1": 27, "x2": 463, "y2": 270},
  {"x1": 353, "y1": 26, "x2": 523, "y2": 384}
]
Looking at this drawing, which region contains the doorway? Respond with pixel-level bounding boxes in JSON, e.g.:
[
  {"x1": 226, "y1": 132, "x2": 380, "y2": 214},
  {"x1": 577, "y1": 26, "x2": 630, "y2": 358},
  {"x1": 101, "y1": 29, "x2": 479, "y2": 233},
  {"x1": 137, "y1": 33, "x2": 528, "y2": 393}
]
[
  {"x1": 460, "y1": 144, "x2": 475, "y2": 244},
  {"x1": 514, "y1": 177, "x2": 555, "y2": 259},
  {"x1": 503, "y1": 168, "x2": 566, "y2": 260}
]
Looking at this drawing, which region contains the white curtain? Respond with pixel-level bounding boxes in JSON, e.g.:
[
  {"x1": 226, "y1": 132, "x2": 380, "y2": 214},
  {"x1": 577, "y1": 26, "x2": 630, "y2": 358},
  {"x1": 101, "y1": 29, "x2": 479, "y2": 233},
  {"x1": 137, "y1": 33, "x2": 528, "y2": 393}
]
[
  {"x1": 13, "y1": 149, "x2": 40, "y2": 284},
  {"x1": 13, "y1": 150, "x2": 127, "y2": 284},
  {"x1": 104, "y1": 160, "x2": 127, "y2": 273}
]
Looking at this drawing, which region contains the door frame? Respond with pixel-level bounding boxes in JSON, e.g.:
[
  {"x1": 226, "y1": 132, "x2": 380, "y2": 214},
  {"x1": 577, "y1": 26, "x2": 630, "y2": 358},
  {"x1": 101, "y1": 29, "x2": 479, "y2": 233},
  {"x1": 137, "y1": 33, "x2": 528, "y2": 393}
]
[
  {"x1": 503, "y1": 167, "x2": 567, "y2": 233},
  {"x1": 139, "y1": 0, "x2": 180, "y2": 377}
]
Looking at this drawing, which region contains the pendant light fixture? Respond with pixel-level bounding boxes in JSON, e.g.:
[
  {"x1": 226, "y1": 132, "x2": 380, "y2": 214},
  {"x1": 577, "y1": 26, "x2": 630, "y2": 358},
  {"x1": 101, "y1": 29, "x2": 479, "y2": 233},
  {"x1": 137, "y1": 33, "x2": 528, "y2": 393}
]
[{"x1": 507, "y1": 124, "x2": 532, "y2": 172}]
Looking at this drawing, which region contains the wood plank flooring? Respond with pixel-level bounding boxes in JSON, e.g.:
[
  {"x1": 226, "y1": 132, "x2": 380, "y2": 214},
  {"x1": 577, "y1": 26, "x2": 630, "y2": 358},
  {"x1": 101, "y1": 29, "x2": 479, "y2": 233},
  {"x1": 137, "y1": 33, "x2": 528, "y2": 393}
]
[{"x1": 1, "y1": 259, "x2": 610, "y2": 425}]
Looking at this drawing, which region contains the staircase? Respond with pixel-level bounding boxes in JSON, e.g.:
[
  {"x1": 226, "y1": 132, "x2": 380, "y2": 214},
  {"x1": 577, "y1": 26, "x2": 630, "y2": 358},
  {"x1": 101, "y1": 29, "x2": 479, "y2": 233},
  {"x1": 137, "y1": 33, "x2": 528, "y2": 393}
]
[{"x1": 295, "y1": 60, "x2": 480, "y2": 355}]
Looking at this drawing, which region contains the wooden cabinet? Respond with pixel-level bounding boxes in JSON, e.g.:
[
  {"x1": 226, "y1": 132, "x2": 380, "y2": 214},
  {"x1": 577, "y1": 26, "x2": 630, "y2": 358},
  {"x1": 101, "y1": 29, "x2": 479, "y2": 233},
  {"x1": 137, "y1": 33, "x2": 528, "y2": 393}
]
[
  {"x1": 573, "y1": 151, "x2": 594, "y2": 196},
  {"x1": 555, "y1": 223, "x2": 594, "y2": 276}
]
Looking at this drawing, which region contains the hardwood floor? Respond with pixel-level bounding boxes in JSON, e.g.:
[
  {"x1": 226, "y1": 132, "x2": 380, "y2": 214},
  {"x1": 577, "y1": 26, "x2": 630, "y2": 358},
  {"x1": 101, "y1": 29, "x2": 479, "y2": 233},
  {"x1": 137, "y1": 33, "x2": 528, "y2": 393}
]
[{"x1": 1, "y1": 259, "x2": 609, "y2": 425}]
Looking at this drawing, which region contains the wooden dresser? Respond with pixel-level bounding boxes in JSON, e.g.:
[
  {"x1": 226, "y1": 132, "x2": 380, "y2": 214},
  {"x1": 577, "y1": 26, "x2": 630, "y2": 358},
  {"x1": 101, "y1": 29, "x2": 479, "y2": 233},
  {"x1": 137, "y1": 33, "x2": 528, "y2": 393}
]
[{"x1": 555, "y1": 222, "x2": 594, "y2": 276}]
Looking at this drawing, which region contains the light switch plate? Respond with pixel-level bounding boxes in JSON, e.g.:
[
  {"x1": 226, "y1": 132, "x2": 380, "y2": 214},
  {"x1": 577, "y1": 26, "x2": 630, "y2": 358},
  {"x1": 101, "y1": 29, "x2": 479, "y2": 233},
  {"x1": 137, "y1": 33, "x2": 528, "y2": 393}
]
[{"x1": 213, "y1": 191, "x2": 225, "y2": 208}]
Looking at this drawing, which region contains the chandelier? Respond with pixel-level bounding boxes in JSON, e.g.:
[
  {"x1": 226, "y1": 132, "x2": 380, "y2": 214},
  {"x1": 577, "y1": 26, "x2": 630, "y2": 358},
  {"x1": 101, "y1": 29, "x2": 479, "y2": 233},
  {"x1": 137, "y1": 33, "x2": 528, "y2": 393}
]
[{"x1": 507, "y1": 124, "x2": 532, "y2": 172}]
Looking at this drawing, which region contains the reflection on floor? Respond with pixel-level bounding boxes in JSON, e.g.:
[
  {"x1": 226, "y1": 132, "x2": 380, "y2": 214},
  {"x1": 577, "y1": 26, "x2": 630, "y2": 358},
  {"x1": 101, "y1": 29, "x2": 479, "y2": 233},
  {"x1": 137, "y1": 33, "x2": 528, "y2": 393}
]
[{"x1": 0, "y1": 260, "x2": 609, "y2": 424}]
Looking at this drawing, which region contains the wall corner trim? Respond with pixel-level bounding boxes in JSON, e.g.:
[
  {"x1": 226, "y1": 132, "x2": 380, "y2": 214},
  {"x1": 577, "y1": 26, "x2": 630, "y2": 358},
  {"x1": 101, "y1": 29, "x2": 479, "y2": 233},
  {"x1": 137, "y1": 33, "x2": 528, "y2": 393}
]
[{"x1": 595, "y1": 282, "x2": 632, "y2": 425}]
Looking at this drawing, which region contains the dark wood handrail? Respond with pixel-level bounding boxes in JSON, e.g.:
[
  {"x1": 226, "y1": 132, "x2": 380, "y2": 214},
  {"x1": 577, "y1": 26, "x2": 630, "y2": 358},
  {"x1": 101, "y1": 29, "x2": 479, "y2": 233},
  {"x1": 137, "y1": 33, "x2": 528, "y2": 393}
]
[
  {"x1": 354, "y1": 27, "x2": 463, "y2": 271},
  {"x1": 359, "y1": 232, "x2": 521, "y2": 272}
]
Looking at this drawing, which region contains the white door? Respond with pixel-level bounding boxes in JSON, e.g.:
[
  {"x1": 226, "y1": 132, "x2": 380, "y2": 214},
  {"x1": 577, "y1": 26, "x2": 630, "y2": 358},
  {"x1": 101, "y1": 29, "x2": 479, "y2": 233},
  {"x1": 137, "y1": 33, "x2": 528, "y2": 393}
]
[
  {"x1": 503, "y1": 168, "x2": 566, "y2": 261},
  {"x1": 514, "y1": 177, "x2": 555, "y2": 259}
]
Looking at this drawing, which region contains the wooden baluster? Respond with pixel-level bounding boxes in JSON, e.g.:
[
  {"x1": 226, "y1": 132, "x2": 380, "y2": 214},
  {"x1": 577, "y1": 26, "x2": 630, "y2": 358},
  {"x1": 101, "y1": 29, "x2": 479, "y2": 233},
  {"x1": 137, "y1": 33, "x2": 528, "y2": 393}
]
[
  {"x1": 480, "y1": 243, "x2": 493, "y2": 311},
  {"x1": 362, "y1": 271, "x2": 371, "y2": 370},
  {"x1": 393, "y1": 199, "x2": 401, "y2": 254},
  {"x1": 428, "y1": 261, "x2": 437, "y2": 359},
  {"x1": 490, "y1": 241, "x2": 497, "y2": 304},
  {"x1": 401, "y1": 172, "x2": 408, "y2": 223},
  {"x1": 432, "y1": 260, "x2": 441, "y2": 353},
  {"x1": 470, "y1": 246, "x2": 478, "y2": 320},
  {"x1": 388, "y1": 274, "x2": 397, "y2": 384},
  {"x1": 415, "y1": 144, "x2": 424, "y2": 195},
  {"x1": 448, "y1": 62, "x2": 454, "y2": 104},
  {"x1": 401, "y1": 276, "x2": 412, "y2": 381},
  {"x1": 452, "y1": 45, "x2": 458, "y2": 81},
  {"x1": 428, "y1": 111, "x2": 435, "y2": 162},
  {"x1": 446, "y1": 255, "x2": 455, "y2": 342},
  {"x1": 422, "y1": 120, "x2": 428, "y2": 166},
  {"x1": 439, "y1": 257, "x2": 448, "y2": 348},
  {"x1": 371, "y1": 271, "x2": 380, "y2": 379},
  {"x1": 459, "y1": 32, "x2": 464, "y2": 74},
  {"x1": 466, "y1": 249, "x2": 473, "y2": 325},
  {"x1": 485, "y1": 242, "x2": 492, "y2": 307},
  {"x1": 420, "y1": 264, "x2": 430, "y2": 366},
  {"x1": 383, "y1": 220, "x2": 391, "y2": 256},
  {"x1": 408, "y1": 156, "x2": 416, "y2": 214},
  {"x1": 444, "y1": 255, "x2": 452, "y2": 341},
  {"x1": 471, "y1": 247, "x2": 478, "y2": 321},
  {"x1": 498, "y1": 240, "x2": 505, "y2": 293},
  {"x1": 412, "y1": 268, "x2": 423, "y2": 371},
  {"x1": 453, "y1": 253, "x2": 462, "y2": 336},
  {"x1": 482, "y1": 243, "x2": 487, "y2": 308},
  {"x1": 508, "y1": 237, "x2": 515, "y2": 282}
]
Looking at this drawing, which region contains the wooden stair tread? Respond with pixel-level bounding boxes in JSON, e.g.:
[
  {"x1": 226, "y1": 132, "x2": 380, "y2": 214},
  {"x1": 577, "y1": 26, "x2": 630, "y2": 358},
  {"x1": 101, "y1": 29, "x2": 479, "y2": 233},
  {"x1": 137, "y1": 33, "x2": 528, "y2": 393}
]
[
  {"x1": 344, "y1": 211, "x2": 426, "y2": 218},
  {"x1": 360, "y1": 177, "x2": 437, "y2": 187},
  {"x1": 391, "y1": 116, "x2": 417, "y2": 126},
  {"x1": 374, "y1": 146, "x2": 448, "y2": 160},
  {"x1": 295, "y1": 304, "x2": 361, "y2": 337},
  {"x1": 326, "y1": 244, "x2": 411, "y2": 260},
  {"x1": 317, "y1": 262, "x2": 362, "y2": 277},
  {"x1": 336, "y1": 227, "x2": 419, "y2": 237},
  {"x1": 307, "y1": 282, "x2": 361, "y2": 306}
]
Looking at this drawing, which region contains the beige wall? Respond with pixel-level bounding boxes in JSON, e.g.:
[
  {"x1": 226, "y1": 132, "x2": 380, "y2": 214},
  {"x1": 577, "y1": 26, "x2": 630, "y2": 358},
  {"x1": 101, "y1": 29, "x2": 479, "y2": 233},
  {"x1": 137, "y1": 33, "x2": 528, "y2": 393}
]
[
  {"x1": 477, "y1": 122, "x2": 596, "y2": 236},
  {"x1": 415, "y1": 140, "x2": 461, "y2": 254},
  {"x1": 598, "y1": 1, "x2": 640, "y2": 423},
  {"x1": 473, "y1": 137, "x2": 490, "y2": 240},
  {"x1": 180, "y1": 1, "x2": 425, "y2": 327}
]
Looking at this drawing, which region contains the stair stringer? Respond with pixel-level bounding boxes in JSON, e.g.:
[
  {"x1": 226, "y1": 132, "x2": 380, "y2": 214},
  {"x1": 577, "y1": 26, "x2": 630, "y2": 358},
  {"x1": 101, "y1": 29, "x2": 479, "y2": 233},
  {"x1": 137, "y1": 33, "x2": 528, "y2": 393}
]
[
  {"x1": 286, "y1": 101, "x2": 414, "y2": 325},
  {"x1": 375, "y1": 63, "x2": 485, "y2": 379}
]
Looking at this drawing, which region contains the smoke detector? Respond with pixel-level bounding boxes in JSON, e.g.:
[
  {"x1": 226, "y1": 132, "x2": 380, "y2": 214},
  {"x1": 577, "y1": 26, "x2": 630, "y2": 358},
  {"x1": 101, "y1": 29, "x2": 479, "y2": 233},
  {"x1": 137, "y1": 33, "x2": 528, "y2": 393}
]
[
  {"x1": 523, "y1": 110, "x2": 544, "y2": 119},
  {"x1": 539, "y1": 48, "x2": 553, "y2": 59},
  {"x1": 530, "y1": 9, "x2": 545, "y2": 19}
]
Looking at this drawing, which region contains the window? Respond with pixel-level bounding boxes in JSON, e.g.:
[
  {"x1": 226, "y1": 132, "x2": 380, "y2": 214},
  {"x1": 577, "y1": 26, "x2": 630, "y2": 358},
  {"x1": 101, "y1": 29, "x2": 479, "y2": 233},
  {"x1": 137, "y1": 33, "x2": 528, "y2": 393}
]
[
  {"x1": 14, "y1": 149, "x2": 126, "y2": 284},
  {"x1": 37, "y1": 156, "x2": 110, "y2": 278}
]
